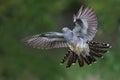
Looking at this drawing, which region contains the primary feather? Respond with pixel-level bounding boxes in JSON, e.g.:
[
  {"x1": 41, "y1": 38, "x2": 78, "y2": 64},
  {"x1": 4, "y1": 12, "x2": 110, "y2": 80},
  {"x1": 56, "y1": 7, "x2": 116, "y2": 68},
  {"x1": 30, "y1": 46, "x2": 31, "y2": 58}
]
[
  {"x1": 23, "y1": 32, "x2": 68, "y2": 49},
  {"x1": 73, "y1": 6, "x2": 98, "y2": 41}
]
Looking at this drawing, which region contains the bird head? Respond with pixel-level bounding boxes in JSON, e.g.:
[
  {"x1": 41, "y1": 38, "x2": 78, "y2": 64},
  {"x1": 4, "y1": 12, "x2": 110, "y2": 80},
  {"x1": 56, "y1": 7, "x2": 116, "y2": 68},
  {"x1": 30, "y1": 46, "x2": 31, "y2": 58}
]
[{"x1": 62, "y1": 27, "x2": 70, "y2": 33}]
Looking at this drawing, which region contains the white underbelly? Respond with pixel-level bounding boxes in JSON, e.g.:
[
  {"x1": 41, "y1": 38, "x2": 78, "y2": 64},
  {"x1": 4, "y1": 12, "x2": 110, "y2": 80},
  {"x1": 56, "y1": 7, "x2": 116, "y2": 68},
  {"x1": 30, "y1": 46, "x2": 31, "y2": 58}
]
[{"x1": 69, "y1": 43, "x2": 90, "y2": 56}]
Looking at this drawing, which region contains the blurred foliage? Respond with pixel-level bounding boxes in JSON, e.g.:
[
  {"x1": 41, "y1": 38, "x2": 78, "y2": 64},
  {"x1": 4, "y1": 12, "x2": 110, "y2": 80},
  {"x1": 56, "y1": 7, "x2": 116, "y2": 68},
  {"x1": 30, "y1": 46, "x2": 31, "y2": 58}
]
[{"x1": 0, "y1": 0, "x2": 120, "y2": 80}]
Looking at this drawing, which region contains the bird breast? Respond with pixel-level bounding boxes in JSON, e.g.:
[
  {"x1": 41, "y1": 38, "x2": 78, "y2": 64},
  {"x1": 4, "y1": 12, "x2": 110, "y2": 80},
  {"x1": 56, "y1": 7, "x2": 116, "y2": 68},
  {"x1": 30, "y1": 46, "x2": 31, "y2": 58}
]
[{"x1": 69, "y1": 38, "x2": 90, "y2": 56}]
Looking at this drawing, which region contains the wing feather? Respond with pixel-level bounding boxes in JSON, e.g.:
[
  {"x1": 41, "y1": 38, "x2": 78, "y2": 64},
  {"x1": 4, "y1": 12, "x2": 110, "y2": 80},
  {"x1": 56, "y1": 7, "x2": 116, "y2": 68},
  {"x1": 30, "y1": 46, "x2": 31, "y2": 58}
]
[
  {"x1": 73, "y1": 6, "x2": 98, "y2": 41},
  {"x1": 23, "y1": 32, "x2": 69, "y2": 49}
]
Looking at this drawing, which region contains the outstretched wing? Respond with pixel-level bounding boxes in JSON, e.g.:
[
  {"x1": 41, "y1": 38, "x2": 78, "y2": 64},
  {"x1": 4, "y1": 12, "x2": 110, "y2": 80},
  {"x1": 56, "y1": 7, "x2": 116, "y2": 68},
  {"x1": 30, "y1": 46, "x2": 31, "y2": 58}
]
[
  {"x1": 23, "y1": 32, "x2": 69, "y2": 49},
  {"x1": 73, "y1": 6, "x2": 98, "y2": 41}
]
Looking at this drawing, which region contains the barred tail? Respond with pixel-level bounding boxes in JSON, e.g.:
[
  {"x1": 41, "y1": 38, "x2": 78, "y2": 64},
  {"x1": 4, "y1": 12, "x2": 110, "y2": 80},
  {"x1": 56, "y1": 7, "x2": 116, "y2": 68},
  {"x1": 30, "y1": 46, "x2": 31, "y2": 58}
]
[
  {"x1": 88, "y1": 41, "x2": 112, "y2": 58},
  {"x1": 60, "y1": 49, "x2": 78, "y2": 68},
  {"x1": 60, "y1": 41, "x2": 112, "y2": 68}
]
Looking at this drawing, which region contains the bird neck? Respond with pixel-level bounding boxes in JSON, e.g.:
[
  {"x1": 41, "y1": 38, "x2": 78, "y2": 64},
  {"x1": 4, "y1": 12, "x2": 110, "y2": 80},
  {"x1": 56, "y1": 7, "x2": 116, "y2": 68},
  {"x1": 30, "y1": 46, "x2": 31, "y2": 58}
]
[{"x1": 64, "y1": 31, "x2": 73, "y2": 41}]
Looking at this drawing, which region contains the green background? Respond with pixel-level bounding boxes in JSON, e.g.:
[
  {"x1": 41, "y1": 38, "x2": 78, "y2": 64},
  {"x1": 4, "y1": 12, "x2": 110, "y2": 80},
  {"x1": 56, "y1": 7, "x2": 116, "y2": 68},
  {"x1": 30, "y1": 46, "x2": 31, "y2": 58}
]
[{"x1": 0, "y1": 0, "x2": 120, "y2": 80}]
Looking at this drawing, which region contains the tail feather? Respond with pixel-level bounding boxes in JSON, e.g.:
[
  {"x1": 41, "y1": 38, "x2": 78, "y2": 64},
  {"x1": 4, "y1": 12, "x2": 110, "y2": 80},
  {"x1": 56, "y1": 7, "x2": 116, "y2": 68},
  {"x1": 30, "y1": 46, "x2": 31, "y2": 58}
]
[
  {"x1": 90, "y1": 50, "x2": 103, "y2": 58},
  {"x1": 72, "y1": 53, "x2": 77, "y2": 64},
  {"x1": 88, "y1": 56, "x2": 96, "y2": 62},
  {"x1": 66, "y1": 53, "x2": 74, "y2": 68},
  {"x1": 88, "y1": 42, "x2": 111, "y2": 49},
  {"x1": 88, "y1": 41, "x2": 111, "y2": 58},
  {"x1": 78, "y1": 55, "x2": 84, "y2": 67},
  {"x1": 83, "y1": 56, "x2": 91, "y2": 65},
  {"x1": 60, "y1": 51, "x2": 70, "y2": 64},
  {"x1": 90, "y1": 48, "x2": 108, "y2": 53},
  {"x1": 60, "y1": 41, "x2": 111, "y2": 68}
]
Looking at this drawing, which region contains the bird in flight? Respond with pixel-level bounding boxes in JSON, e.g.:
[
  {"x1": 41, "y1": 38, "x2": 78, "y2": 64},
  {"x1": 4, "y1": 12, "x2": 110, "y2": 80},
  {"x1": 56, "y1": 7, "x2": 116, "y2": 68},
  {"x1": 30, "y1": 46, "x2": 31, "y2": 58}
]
[{"x1": 23, "y1": 6, "x2": 111, "y2": 68}]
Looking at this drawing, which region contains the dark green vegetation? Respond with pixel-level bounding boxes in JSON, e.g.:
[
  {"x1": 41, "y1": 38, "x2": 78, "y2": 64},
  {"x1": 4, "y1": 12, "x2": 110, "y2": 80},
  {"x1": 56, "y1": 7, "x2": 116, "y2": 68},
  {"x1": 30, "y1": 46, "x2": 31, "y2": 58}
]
[{"x1": 0, "y1": 0, "x2": 120, "y2": 80}]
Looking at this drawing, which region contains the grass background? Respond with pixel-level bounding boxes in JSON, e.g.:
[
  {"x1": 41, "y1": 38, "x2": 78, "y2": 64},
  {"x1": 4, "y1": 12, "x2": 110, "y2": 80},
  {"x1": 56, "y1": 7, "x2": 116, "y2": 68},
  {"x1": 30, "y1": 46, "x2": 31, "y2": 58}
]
[{"x1": 0, "y1": 0, "x2": 120, "y2": 80}]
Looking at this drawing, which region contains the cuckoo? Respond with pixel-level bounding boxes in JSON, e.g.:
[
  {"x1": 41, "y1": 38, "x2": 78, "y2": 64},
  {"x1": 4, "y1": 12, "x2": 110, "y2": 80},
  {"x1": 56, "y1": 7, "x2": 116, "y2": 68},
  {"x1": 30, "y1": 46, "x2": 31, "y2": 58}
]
[{"x1": 23, "y1": 6, "x2": 112, "y2": 68}]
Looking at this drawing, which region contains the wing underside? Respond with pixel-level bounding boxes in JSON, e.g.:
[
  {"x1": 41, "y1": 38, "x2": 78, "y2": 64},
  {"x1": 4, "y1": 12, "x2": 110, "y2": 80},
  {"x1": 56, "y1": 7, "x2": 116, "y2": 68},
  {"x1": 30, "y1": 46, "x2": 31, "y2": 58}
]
[
  {"x1": 23, "y1": 32, "x2": 69, "y2": 49},
  {"x1": 73, "y1": 6, "x2": 98, "y2": 41}
]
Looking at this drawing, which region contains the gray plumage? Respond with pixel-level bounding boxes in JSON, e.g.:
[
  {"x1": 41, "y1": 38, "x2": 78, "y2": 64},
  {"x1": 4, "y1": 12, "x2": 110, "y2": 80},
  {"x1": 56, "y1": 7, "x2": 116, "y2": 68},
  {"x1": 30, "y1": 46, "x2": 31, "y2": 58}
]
[
  {"x1": 23, "y1": 6, "x2": 111, "y2": 68},
  {"x1": 23, "y1": 32, "x2": 68, "y2": 49}
]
